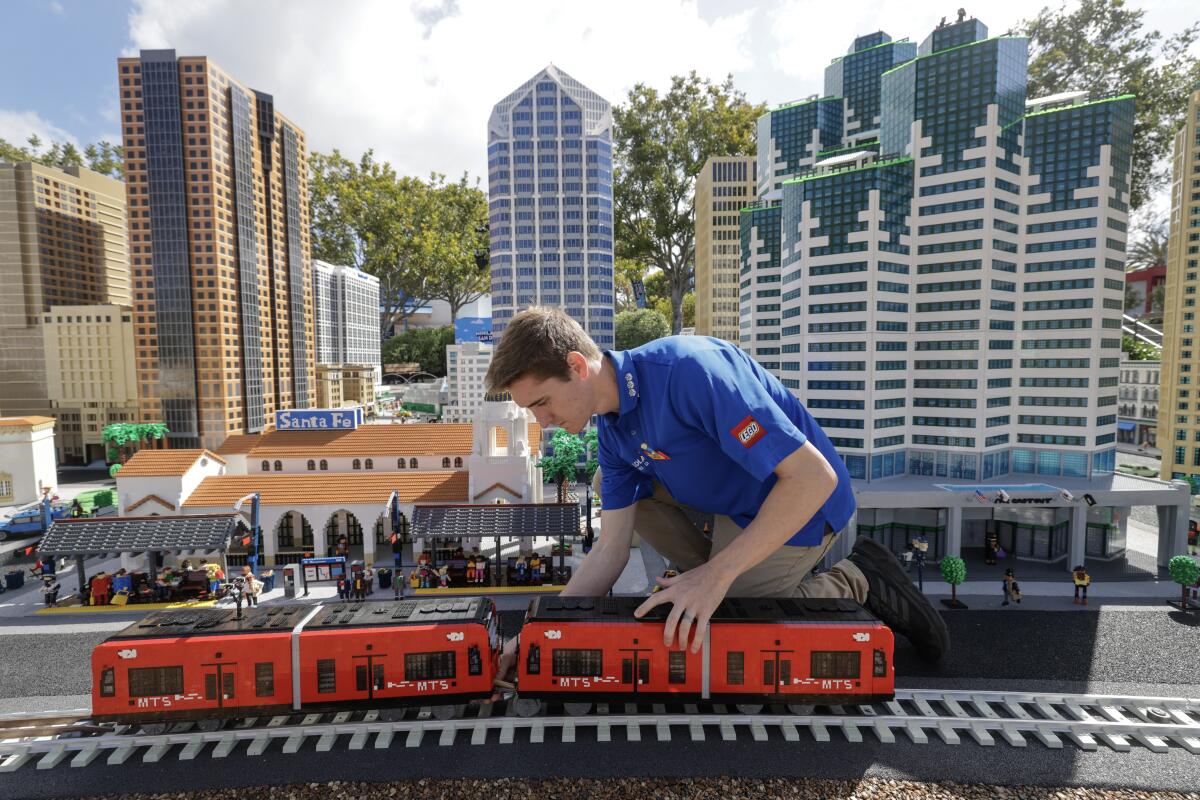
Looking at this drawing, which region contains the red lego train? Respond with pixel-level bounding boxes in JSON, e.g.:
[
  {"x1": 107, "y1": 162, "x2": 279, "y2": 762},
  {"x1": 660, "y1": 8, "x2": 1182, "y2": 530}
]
[{"x1": 90, "y1": 596, "x2": 893, "y2": 729}]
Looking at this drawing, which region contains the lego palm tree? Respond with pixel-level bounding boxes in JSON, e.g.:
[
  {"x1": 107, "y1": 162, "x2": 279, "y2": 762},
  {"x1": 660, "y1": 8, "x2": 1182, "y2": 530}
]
[{"x1": 102, "y1": 423, "x2": 170, "y2": 478}]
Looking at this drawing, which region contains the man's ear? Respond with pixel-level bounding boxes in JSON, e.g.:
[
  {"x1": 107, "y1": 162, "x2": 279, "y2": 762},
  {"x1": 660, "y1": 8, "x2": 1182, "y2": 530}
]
[{"x1": 566, "y1": 351, "x2": 588, "y2": 378}]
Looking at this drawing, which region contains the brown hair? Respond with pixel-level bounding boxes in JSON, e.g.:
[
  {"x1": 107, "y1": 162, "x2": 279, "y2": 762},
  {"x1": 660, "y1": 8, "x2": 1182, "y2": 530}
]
[{"x1": 485, "y1": 306, "x2": 601, "y2": 392}]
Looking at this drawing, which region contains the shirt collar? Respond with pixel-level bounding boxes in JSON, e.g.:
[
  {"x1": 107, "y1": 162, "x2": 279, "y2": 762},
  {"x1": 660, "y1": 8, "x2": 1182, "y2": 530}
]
[{"x1": 604, "y1": 349, "x2": 641, "y2": 419}]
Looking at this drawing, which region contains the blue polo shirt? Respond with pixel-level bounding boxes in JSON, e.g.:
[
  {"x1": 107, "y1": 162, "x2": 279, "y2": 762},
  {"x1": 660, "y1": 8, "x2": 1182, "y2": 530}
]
[{"x1": 596, "y1": 336, "x2": 855, "y2": 547}]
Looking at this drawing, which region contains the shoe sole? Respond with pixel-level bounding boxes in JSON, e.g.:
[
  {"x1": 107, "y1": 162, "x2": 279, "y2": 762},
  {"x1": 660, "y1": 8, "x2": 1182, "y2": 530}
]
[{"x1": 853, "y1": 536, "x2": 951, "y2": 661}]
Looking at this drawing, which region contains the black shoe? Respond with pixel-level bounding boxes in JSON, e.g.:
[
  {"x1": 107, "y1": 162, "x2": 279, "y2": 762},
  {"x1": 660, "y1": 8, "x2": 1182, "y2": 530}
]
[{"x1": 848, "y1": 536, "x2": 951, "y2": 662}]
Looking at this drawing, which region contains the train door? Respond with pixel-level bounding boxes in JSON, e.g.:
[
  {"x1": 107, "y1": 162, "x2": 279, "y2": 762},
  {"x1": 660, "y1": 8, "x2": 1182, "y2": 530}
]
[
  {"x1": 352, "y1": 654, "x2": 387, "y2": 700},
  {"x1": 201, "y1": 662, "x2": 238, "y2": 709},
  {"x1": 759, "y1": 649, "x2": 793, "y2": 696},
  {"x1": 619, "y1": 648, "x2": 651, "y2": 693}
]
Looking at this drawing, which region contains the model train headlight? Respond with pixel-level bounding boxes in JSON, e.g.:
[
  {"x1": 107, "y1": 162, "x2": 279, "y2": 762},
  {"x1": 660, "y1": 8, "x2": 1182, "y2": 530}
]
[{"x1": 526, "y1": 643, "x2": 540, "y2": 675}]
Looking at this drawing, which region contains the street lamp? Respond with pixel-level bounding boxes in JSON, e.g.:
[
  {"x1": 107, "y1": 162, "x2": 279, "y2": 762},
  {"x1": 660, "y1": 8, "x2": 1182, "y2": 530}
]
[{"x1": 233, "y1": 493, "x2": 261, "y2": 574}]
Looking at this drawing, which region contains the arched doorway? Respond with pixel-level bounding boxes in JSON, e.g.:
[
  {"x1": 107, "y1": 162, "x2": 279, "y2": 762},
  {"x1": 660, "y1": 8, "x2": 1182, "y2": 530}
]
[
  {"x1": 274, "y1": 511, "x2": 314, "y2": 564},
  {"x1": 325, "y1": 510, "x2": 365, "y2": 563}
]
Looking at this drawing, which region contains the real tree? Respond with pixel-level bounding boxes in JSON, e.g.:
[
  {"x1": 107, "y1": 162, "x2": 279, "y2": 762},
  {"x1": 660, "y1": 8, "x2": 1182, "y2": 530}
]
[
  {"x1": 615, "y1": 308, "x2": 670, "y2": 351},
  {"x1": 613, "y1": 73, "x2": 762, "y2": 333},
  {"x1": 1021, "y1": 0, "x2": 1200, "y2": 209},
  {"x1": 381, "y1": 326, "x2": 455, "y2": 376},
  {"x1": 539, "y1": 429, "x2": 585, "y2": 504},
  {"x1": 0, "y1": 135, "x2": 125, "y2": 179}
]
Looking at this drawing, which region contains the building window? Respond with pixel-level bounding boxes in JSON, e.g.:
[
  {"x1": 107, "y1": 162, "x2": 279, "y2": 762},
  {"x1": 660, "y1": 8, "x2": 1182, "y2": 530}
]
[
  {"x1": 397, "y1": 458, "x2": 405, "y2": 469},
  {"x1": 274, "y1": 460, "x2": 282, "y2": 472},
  {"x1": 317, "y1": 659, "x2": 336, "y2": 693},
  {"x1": 454, "y1": 457, "x2": 463, "y2": 468},
  {"x1": 307, "y1": 460, "x2": 315, "y2": 471},
  {"x1": 365, "y1": 458, "x2": 373, "y2": 470},
  {"x1": 442, "y1": 457, "x2": 451, "y2": 468},
  {"x1": 320, "y1": 459, "x2": 328, "y2": 471},
  {"x1": 353, "y1": 459, "x2": 361, "y2": 470},
  {"x1": 261, "y1": 460, "x2": 270, "y2": 472},
  {"x1": 410, "y1": 458, "x2": 418, "y2": 468}
]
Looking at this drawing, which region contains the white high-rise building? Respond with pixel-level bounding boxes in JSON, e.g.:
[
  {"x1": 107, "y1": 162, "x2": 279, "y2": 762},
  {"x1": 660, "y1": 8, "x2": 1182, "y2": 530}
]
[
  {"x1": 487, "y1": 65, "x2": 615, "y2": 346},
  {"x1": 443, "y1": 342, "x2": 493, "y2": 423},
  {"x1": 313, "y1": 260, "x2": 381, "y2": 384}
]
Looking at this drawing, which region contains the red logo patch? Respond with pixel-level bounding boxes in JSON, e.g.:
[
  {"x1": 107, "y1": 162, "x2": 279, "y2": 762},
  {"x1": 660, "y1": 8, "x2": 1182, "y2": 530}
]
[{"x1": 731, "y1": 415, "x2": 766, "y2": 448}]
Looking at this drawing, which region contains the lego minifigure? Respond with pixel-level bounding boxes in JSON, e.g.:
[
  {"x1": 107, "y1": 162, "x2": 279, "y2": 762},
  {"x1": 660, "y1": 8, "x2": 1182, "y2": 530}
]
[
  {"x1": 1072, "y1": 564, "x2": 1090, "y2": 605},
  {"x1": 419, "y1": 566, "x2": 433, "y2": 589},
  {"x1": 409, "y1": 570, "x2": 421, "y2": 590},
  {"x1": 515, "y1": 555, "x2": 527, "y2": 583},
  {"x1": 475, "y1": 556, "x2": 486, "y2": 585},
  {"x1": 1188, "y1": 520, "x2": 1198, "y2": 557},
  {"x1": 1002, "y1": 567, "x2": 1021, "y2": 606},
  {"x1": 530, "y1": 555, "x2": 542, "y2": 584},
  {"x1": 984, "y1": 532, "x2": 999, "y2": 566},
  {"x1": 437, "y1": 566, "x2": 450, "y2": 589},
  {"x1": 466, "y1": 558, "x2": 476, "y2": 585}
]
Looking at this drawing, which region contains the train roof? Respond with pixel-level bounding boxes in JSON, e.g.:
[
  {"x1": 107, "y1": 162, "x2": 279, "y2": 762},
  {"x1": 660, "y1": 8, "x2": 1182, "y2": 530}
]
[
  {"x1": 105, "y1": 599, "x2": 491, "y2": 641},
  {"x1": 527, "y1": 596, "x2": 881, "y2": 624}
]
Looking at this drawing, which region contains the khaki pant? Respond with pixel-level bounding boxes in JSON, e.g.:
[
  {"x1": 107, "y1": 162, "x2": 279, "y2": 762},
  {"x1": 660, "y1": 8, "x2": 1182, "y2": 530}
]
[{"x1": 594, "y1": 469, "x2": 868, "y2": 601}]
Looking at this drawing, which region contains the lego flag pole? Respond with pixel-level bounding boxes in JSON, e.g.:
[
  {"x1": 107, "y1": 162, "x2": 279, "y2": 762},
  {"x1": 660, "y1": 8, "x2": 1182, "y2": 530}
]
[{"x1": 233, "y1": 493, "x2": 261, "y2": 573}]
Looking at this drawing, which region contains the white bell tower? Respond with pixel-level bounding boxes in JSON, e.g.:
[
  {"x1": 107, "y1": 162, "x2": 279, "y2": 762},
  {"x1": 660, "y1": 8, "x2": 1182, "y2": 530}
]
[{"x1": 468, "y1": 392, "x2": 543, "y2": 503}]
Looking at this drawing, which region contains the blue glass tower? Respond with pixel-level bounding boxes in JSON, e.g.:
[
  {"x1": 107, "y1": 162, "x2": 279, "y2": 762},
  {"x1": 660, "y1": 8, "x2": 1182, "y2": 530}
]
[
  {"x1": 739, "y1": 202, "x2": 782, "y2": 369},
  {"x1": 825, "y1": 32, "x2": 917, "y2": 147},
  {"x1": 487, "y1": 65, "x2": 615, "y2": 346}
]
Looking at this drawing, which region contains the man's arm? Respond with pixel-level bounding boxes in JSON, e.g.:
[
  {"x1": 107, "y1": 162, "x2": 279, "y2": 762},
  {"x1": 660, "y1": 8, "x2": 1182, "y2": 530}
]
[
  {"x1": 635, "y1": 440, "x2": 838, "y2": 652},
  {"x1": 560, "y1": 504, "x2": 635, "y2": 596}
]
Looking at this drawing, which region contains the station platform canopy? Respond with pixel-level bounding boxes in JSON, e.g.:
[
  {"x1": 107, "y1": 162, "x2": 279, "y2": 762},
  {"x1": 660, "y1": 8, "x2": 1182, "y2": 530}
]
[
  {"x1": 410, "y1": 503, "x2": 581, "y2": 540},
  {"x1": 38, "y1": 513, "x2": 247, "y2": 559}
]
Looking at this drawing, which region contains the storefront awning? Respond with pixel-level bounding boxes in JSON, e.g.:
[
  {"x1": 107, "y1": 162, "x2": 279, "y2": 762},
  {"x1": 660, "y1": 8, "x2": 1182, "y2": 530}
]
[
  {"x1": 1117, "y1": 421, "x2": 1137, "y2": 431},
  {"x1": 38, "y1": 514, "x2": 246, "y2": 558}
]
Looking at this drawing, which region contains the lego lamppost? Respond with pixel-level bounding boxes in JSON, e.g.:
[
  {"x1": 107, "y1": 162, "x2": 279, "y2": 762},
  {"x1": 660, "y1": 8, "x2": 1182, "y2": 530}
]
[{"x1": 233, "y1": 493, "x2": 262, "y2": 574}]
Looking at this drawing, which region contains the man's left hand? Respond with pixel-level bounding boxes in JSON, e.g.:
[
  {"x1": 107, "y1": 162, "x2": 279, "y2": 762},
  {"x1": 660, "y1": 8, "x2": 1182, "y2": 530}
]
[{"x1": 634, "y1": 563, "x2": 733, "y2": 652}]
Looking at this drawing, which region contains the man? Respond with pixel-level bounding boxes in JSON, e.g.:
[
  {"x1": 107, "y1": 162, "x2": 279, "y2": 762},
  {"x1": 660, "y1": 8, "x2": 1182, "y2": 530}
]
[{"x1": 486, "y1": 307, "x2": 949, "y2": 662}]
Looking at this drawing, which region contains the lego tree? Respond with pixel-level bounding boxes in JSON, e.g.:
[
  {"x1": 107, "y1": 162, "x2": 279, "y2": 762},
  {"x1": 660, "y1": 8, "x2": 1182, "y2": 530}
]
[
  {"x1": 939, "y1": 554, "x2": 968, "y2": 609},
  {"x1": 102, "y1": 423, "x2": 170, "y2": 470},
  {"x1": 539, "y1": 429, "x2": 585, "y2": 504},
  {"x1": 1167, "y1": 555, "x2": 1200, "y2": 611},
  {"x1": 581, "y1": 427, "x2": 599, "y2": 486}
]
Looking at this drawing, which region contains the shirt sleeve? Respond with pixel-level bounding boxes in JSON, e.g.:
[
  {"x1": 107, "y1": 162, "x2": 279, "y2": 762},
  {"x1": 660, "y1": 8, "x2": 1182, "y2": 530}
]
[
  {"x1": 669, "y1": 348, "x2": 808, "y2": 482},
  {"x1": 597, "y1": 424, "x2": 654, "y2": 511}
]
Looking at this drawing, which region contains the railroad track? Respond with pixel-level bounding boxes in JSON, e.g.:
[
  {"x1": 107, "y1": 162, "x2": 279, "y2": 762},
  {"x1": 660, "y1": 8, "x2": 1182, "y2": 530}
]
[{"x1": 1, "y1": 689, "x2": 1197, "y2": 771}]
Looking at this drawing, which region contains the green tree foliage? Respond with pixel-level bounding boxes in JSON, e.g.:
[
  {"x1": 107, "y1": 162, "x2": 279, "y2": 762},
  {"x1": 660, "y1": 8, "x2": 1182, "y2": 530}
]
[
  {"x1": 1021, "y1": 0, "x2": 1200, "y2": 209},
  {"x1": 381, "y1": 325, "x2": 455, "y2": 376},
  {"x1": 1167, "y1": 555, "x2": 1199, "y2": 609},
  {"x1": 940, "y1": 555, "x2": 967, "y2": 607},
  {"x1": 615, "y1": 308, "x2": 670, "y2": 350},
  {"x1": 582, "y1": 427, "x2": 599, "y2": 485},
  {"x1": 0, "y1": 135, "x2": 124, "y2": 179},
  {"x1": 101, "y1": 423, "x2": 169, "y2": 465},
  {"x1": 1121, "y1": 334, "x2": 1161, "y2": 361},
  {"x1": 539, "y1": 429, "x2": 585, "y2": 503},
  {"x1": 1126, "y1": 218, "x2": 1168, "y2": 270},
  {"x1": 613, "y1": 73, "x2": 763, "y2": 332},
  {"x1": 310, "y1": 151, "x2": 488, "y2": 336},
  {"x1": 614, "y1": 256, "x2": 649, "y2": 313}
]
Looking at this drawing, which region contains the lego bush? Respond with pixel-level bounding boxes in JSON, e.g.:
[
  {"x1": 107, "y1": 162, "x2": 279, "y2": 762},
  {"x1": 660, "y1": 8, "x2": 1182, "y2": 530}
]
[
  {"x1": 1168, "y1": 555, "x2": 1199, "y2": 609},
  {"x1": 92, "y1": 489, "x2": 114, "y2": 508},
  {"x1": 108, "y1": 463, "x2": 122, "y2": 478}
]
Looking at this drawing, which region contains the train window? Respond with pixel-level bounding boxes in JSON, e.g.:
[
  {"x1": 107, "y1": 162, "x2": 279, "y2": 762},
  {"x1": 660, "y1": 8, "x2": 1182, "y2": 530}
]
[
  {"x1": 100, "y1": 667, "x2": 115, "y2": 697},
  {"x1": 726, "y1": 652, "x2": 744, "y2": 685},
  {"x1": 811, "y1": 651, "x2": 861, "y2": 679},
  {"x1": 668, "y1": 652, "x2": 686, "y2": 684},
  {"x1": 873, "y1": 649, "x2": 887, "y2": 677},
  {"x1": 552, "y1": 648, "x2": 603, "y2": 677},
  {"x1": 468, "y1": 645, "x2": 483, "y2": 676},
  {"x1": 255, "y1": 662, "x2": 274, "y2": 697},
  {"x1": 405, "y1": 651, "x2": 456, "y2": 680},
  {"x1": 526, "y1": 643, "x2": 540, "y2": 675},
  {"x1": 127, "y1": 666, "x2": 184, "y2": 697},
  {"x1": 317, "y1": 659, "x2": 337, "y2": 693}
]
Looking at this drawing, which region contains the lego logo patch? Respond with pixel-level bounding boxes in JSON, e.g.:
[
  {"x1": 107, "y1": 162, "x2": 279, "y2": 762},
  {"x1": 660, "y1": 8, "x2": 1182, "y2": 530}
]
[{"x1": 731, "y1": 415, "x2": 766, "y2": 448}]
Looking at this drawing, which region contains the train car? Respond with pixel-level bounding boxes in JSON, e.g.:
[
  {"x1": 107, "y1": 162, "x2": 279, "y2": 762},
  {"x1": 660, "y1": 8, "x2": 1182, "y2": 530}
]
[
  {"x1": 92, "y1": 598, "x2": 501, "y2": 729},
  {"x1": 91, "y1": 605, "x2": 308, "y2": 730},
  {"x1": 295, "y1": 598, "x2": 500, "y2": 718},
  {"x1": 516, "y1": 596, "x2": 894, "y2": 714}
]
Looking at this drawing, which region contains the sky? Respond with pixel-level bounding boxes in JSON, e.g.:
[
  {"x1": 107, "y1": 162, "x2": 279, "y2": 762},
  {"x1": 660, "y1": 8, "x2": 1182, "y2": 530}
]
[{"x1": 1, "y1": 0, "x2": 1198, "y2": 190}]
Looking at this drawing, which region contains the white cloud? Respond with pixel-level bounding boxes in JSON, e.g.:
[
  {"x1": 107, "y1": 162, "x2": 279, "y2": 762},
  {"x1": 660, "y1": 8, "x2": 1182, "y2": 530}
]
[
  {"x1": 49, "y1": 1, "x2": 64, "y2": 15},
  {"x1": 125, "y1": 0, "x2": 755, "y2": 180},
  {"x1": 0, "y1": 109, "x2": 79, "y2": 150}
]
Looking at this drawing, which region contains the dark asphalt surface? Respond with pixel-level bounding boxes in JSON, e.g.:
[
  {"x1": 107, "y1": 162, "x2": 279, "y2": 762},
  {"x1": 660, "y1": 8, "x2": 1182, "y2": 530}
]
[{"x1": 0, "y1": 607, "x2": 1196, "y2": 797}]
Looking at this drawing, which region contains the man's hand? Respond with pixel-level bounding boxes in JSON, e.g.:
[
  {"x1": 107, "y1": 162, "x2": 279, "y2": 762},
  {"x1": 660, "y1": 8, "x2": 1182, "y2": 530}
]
[
  {"x1": 633, "y1": 563, "x2": 734, "y2": 653},
  {"x1": 490, "y1": 636, "x2": 519, "y2": 701}
]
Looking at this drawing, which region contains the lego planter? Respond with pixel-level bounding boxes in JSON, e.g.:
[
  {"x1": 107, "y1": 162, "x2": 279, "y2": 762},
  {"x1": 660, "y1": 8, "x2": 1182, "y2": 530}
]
[
  {"x1": 939, "y1": 555, "x2": 968, "y2": 609},
  {"x1": 1168, "y1": 555, "x2": 1200, "y2": 611}
]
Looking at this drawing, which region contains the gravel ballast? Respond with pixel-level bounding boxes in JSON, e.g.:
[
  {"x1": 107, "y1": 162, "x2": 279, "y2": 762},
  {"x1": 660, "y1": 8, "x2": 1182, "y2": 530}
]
[{"x1": 72, "y1": 779, "x2": 1200, "y2": 800}]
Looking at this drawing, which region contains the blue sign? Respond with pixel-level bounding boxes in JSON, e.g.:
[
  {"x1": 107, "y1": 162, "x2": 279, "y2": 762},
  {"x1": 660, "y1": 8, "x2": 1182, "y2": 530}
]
[
  {"x1": 275, "y1": 407, "x2": 363, "y2": 431},
  {"x1": 455, "y1": 316, "x2": 493, "y2": 344}
]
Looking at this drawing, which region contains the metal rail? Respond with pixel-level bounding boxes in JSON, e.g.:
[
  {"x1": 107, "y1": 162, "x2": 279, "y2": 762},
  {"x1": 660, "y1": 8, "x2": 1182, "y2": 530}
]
[{"x1": 0, "y1": 689, "x2": 1197, "y2": 770}]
